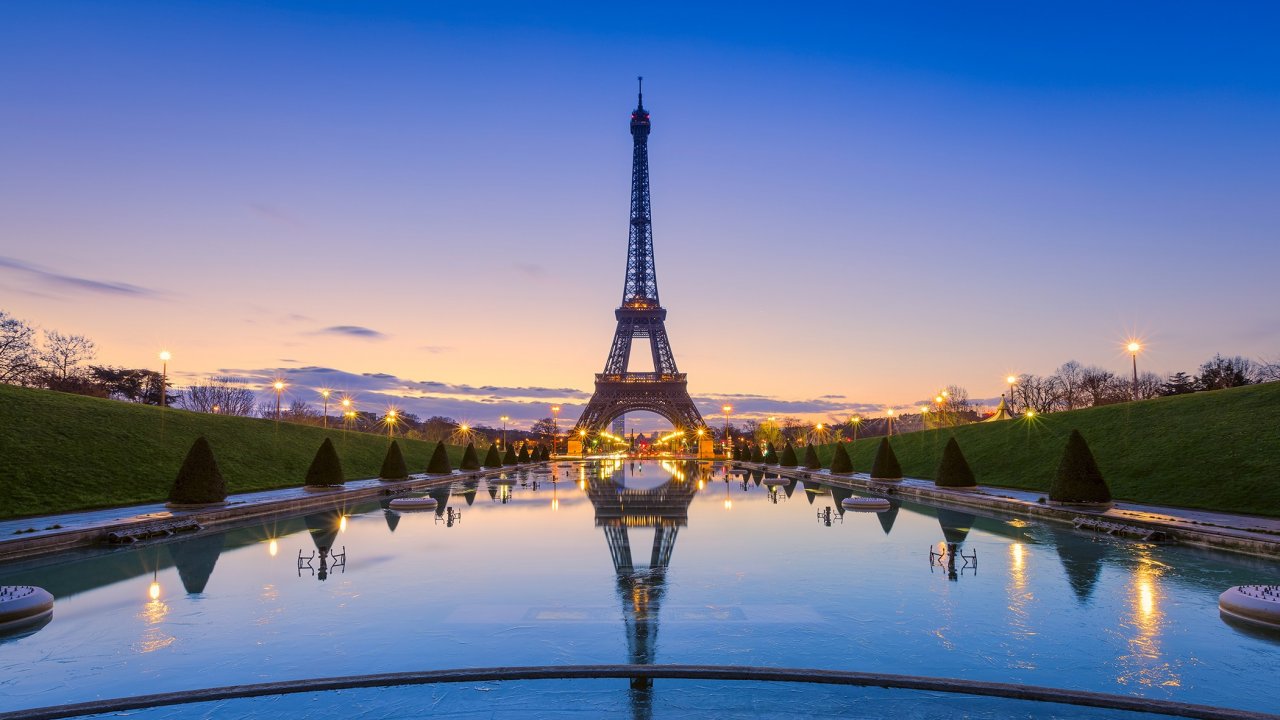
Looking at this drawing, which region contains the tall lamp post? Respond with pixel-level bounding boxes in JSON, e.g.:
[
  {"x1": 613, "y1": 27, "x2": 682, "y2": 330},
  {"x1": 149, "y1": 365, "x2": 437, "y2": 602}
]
[
  {"x1": 500, "y1": 415, "x2": 509, "y2": 450},
  {"x1": 1006, "y1": 375, "x2": 1017, "y2": 411},
  {"x1": 1127, "y1": 341, "x2": 1142, "y2": 401},
  {"x1": 273, "y1": 380, "x2": 285, "y2": 422},
  {"x1": 321, "y1": 389, "x2": 331, "y2": 429},
  {"x1": 550, "y1": 405, "x2": 561, "y2": 456},
  {"x1": 885, "y1": 408, "x2": 895, "y2": 437},
  {"x1": 158, "y1": 351, "x2": 171, "y2": 407},
  {"x1": 386, "y1": 409, "x2": 398, "y2": 439},
  {"x1": 850, "y1": 416, "x2": 861, "y2": 443},
  {"x1": 721, "y1": 404, "x2": 732, "y2": 453}
]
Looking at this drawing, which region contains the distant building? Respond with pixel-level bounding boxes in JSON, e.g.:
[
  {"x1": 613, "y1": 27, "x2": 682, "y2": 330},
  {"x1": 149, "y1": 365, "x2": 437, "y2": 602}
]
[{"x1": 612, "y1": 415, "x2": 626, "y2": 436}]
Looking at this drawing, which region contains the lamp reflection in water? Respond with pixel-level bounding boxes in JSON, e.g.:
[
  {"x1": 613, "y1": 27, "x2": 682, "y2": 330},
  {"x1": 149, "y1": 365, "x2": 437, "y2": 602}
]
[
  {"x1": 1006, "y1": 542, "x2": 1034, "y2": 644},
  {"x1": 268, "y1": 539, "x2": 279, "y2": 557},
  {"x1": 136, "y1": 560, "x2": 174, "y2": 654},
  {"x1": 1117, "y1": 555, "x2": 1179, "y2": 689}
]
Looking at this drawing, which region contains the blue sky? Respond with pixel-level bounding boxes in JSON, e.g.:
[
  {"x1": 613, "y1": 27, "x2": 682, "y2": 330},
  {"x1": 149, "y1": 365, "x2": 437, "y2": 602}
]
[{"x1": 2, "y1": 1, "x2": 1278, "y2": 429}]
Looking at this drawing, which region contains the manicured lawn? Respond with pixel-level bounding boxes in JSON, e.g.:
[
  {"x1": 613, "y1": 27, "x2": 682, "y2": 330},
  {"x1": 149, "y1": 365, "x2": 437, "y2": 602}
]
[
  {"x1": 813, "y1": 382, "x2": 1280, "y2": 517},
  {"x1": 0, "y1": 383, "x2": 471, "y2": 519}
]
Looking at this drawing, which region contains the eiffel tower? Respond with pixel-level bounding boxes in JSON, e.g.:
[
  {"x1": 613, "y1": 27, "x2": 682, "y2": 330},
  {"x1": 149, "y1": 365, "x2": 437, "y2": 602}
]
[{"x1": 571, "y1": 79, "x2": 710, "y2": 456}]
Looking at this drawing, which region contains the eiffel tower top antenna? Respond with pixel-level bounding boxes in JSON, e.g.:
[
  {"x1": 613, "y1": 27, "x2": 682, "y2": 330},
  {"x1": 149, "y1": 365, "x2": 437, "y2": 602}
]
[{"x1": 637, "y1": 76, "x2": 643, "y2": 106}]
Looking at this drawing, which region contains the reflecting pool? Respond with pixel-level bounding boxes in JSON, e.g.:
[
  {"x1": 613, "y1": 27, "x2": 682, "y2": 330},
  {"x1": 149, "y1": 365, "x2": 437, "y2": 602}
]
[{"x1": 1, "y1": 459, "x2": 1278, "y2": 717}]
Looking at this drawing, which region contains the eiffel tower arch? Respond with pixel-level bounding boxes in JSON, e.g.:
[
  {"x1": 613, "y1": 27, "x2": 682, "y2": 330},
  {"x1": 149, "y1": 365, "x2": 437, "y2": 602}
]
[{"x1": 571, "y1": 79, "x2": 711, "y2": 457}]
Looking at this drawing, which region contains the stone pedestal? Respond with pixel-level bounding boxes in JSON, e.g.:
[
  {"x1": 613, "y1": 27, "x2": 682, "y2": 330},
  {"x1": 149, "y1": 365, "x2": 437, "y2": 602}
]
[
  {"x1": 567, "y1": 439, "x2": 583, "y2": 456},
  {"x1": 698, "y1": 438, "x2": 716, "y2": 459}
]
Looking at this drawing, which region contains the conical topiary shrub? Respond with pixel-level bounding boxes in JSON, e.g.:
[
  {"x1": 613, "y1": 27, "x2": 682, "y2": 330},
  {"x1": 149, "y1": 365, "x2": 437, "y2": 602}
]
[
  {"x1": 518, "y1": 445, "x2": 531, "y2": 463},
  {"x1": 379, "y1": 440, "x2": 409, "y2": 481},
  {"x1": 763, "y1": 444, "x2": 779, "y2": 465},
  {"x1": 779, "y1": 442, "x2": 798, "y2": 467},
  {"x1": 426, "y1": 441, "x2": 453, "y2": 474},
  {"x1": 168, "y1": 436, "x2": 227, "y2": 505},
  {"x1": 870, "y1": 437, "x2": 903, "y2": 481},
  {"x1": 305, "y1": 438, "x2": 345, "y2": 487},
  {"x1": 829, "y1": 442, "x2": 853, "y2": 474},
  {"x1": 1049, "y1": 430, "x2": 1112, "y2": 505},
  {"x1": 803, "y1": 444, "x2": 821, "y2": 470},
  {"x1": 750, "y1": 445, "x2": 764, "y2": 463},
  {"x1": 502, "y1": 445, "x2": 518, "y2": 465},
  {"x1": 460, "y1": 442, "x2": 481, "y2": 471},
  {"x1": 935, "y1": 437, "x2": 977, "y2": 489},
  {"x1": 483, "y1": 443, "x2": 503, "y2": 468}
]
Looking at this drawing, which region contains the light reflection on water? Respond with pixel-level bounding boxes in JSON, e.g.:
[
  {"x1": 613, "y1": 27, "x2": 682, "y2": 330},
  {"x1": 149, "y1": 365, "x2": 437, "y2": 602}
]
[{"x1": 0, "y1": 459, "x2": 1277, "y2": 717}]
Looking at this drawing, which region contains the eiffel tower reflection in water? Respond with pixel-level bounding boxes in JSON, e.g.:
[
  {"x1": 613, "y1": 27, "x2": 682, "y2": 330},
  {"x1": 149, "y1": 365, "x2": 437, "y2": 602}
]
[{"x1": 583, "y1": 458, "x2": 710, "y2": 720}]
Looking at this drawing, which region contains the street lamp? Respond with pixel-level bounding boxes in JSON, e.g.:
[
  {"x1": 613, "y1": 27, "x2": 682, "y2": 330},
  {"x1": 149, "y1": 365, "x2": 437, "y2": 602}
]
[
  {"x1": 850, "y1": 416, "x2": 861, "y2": 443},
  {"x1": 1006, "y1": 375, "x2": 1017, "y2": 409},
  {"x1": 500, "y1": 415, "x2": 509, "y2": 450},
  {"x1": 158, "y1": 351, "x2": 171, "y2": 407},
  {"x1": 272, "y1": 380, "x2": 285, "y2": 421},
  {"x1": 386, "y1": 409, "x2": 398, "y2": 439},
  {"x1": 551, "y1": 405, "x2": 561, "y2": 455},
  {"x1": 885, "y1": 408, "x2": 895, "y2": 436},
  {"x1": 721, "y1": 404, "x2": 732, "y2": 452},
  {"x1": 1127, "y1": 341, "x2": 1142, "y2": 401},
  {"x1": 320, "y1": 389, "x2": 331, "y2": 429}
]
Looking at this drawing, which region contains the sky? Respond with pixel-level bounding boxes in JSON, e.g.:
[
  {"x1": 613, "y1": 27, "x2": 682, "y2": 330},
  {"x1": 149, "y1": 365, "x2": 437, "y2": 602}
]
[{"x1": 2, "y1": 1, "x2": 1278, "y2": 431}]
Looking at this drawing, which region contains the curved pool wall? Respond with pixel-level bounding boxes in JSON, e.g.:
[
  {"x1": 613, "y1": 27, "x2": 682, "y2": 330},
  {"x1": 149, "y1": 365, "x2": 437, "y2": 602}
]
[{"x1": 1, "y1": 459, "x2": 1278, "y2": 717}]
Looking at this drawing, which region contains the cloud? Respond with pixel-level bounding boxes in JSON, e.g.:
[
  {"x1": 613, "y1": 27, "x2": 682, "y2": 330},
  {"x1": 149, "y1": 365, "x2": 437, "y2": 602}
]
[
  {"x1": 512, "y1": 262, "x2": 548, "y2": 278},
  {"x1": 315, "y1": 325, "x2": 387, "y2": 340},
  {"x1": 418, "y1": 345, "x2": 451, "y2": 354},
  {"x1": 0, "y1": 256, "x2": 160, "y2": 298}
]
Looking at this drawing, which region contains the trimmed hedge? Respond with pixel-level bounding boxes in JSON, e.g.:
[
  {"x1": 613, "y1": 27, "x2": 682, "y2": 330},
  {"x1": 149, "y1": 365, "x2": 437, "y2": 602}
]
[
  {"x1": 379, "y1": 440, "x2": 409, "y2": 480},
  {"x1": 305, "y1": 438, "x2": 345, "y2": 486},
  {"x1": 169, "y1": 436, "x2": 226, "y2": 505},
  {"x1": 426, "y1": 441, "x2": 453, "y2": 474},
  {"x1": 803, "y1": 444, "x2": 821, "y2": 470},
  {"x1": 460, "y1": 442, "x2": 481, "y2": 471},
  {"x1": 935, "y1": 437, "x2": 976, "y2": 488},
  {"x1": 518, "y1": 445, "x2": 531, "y2": 463},
  {"x1": 1049, "y1": 430, "x2": 1112, "y2": 504},
  {"x1": 750, "y1": 445, "x2": 764, "y2": 463},
  {"x1": 779, "y1": 442, "x2": 798, "y2": 467},
  {"x1": 829, "y1": 442, "x2": 853, "y2": 474},
  {"x1": 870, "y1": 437, "x2": 903, "y2": 480},
  {"x1": 483, "y1": 443, "x2": 503, "y2": 468},
  {"x1": 763, "y1": 444, "x2": 779, "y2": 464},
  {"x1": 502, "y1": 445, "x2": 518, "y2": 465}
]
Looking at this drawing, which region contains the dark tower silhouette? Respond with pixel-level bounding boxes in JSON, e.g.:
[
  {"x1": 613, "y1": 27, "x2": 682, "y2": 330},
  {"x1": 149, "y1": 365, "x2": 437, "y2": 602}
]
[{"x1": 574, "y1": 79, "x2": 707, "y2": 441}]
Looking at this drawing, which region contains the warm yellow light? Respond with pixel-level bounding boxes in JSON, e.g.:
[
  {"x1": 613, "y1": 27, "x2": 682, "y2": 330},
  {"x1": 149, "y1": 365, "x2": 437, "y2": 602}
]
[
  {"x1": 387, "y1": 410, "x2": 398, "y2": 420},
  {"x1": 1006, "y1": 375, "x2": 1017, "y2": 385},
  {"x1": 722, "y1": 404, "x2": 732, "y2": 413},
  {"x1": 1026, "y1": 409, "x2": 1037, "y2": 418},
  {"x1": 935, "y1": 395, "x2": 944, "y2": 404},
  {"x1": 920, "y1": 406, "x2": 929, "y2": 413},
  {"x1": 816, "y1": 423, "x2": 824, "y2": 431},
  {"x1": 723, "y1": 499, "x2": 732, "y2": 510},
  {"x1": 941, "y1": 390, "x2": 949, "y2": 398},
  {"x1": 696, "y1": 428, "x2": 705, "y2": 436},
  {"x1": 321, "y1": 389, "x2": 330, "y2": 399},
  {"x1": 579, "y1": 429, "x2": 587, "y2": 436},
  {"x1": 885, "y1": 408, "x2": 895, "y2": 416},
  {"x1": 148, "y1": 581, "x2": 161, "y2": 601},
  {"x1": 1128, "y1": 341, "x2": 1141, "y2": 354},
  {"x1": 268, "y1": 539, "x2": 278, "y2": 557},
  {"x1": 551, "y1": 405, "x2": 561, "y2": 413},
  {"x1": 851, "y1": 416, "x2": 861, "y2": 424},
  {"x1": 342, "y1": 398, "x2": 351, "y2": 408},
  {"x1": 158, "y1": 350, "x2": 171, "y2": 362},
  {"x1": 339, "y1": 515, "x2": 348, "y2": 532},
  {"x1": 551, "y1": 498, "x2": 559, "y2": 511},
  {"x1": 273, "y1": 381, "x2": 284, "y2": 391},
  {"x1": 460, "y1": 423, "x2": 469, "y2": 432},
  {"x1": 1011, "y1": 542, "x2": 1024, "y2": 569},
  {"x1": 500, "y1": 415, "x2": 509, "y2": 422}
]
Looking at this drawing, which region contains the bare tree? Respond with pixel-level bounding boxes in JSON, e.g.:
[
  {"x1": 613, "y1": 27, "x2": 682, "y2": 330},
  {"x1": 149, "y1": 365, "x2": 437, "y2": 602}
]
[
  {"x1": 1051, "y1": 361, "x2": 1087, "y2": 411},
  {"x1": 180, "y1": 378, "x2": 257, "y2": 416},
  {"x1": 38, "y1": 331, "x2": 96, "y2": 385},
  {"x1": 1256, "y1": 356, "x2": 1280, "y2": 383},
  {"x1": 0, "y1": 310, "x2": 38, "y2": 384},
  {"x1": 1134, "y1": 371, "x2": 1164, "y2": 400},
  {"x1": 1079, "y1": 366, "x2": 1119, "y2": 406}
]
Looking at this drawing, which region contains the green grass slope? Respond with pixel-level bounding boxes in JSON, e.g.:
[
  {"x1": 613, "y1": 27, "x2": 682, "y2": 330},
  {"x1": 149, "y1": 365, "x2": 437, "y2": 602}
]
[
  {"x1": 815, "y1": 382, "x2": 1280, "y2": 517},
  {"x1": 0, "y1": 384, "x2": 472, "y2": 519}
]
